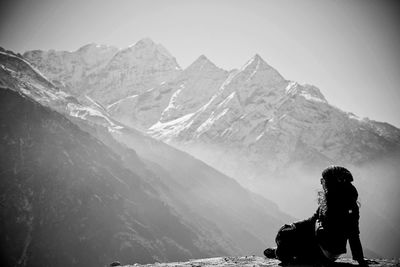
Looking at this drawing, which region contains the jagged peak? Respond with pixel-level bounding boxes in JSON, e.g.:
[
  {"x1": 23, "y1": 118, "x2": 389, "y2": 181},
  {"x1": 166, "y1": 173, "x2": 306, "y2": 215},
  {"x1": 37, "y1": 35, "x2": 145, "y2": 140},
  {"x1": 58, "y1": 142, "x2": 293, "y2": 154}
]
[
  {"x1": 124, "y1": 38, "x2": 175, "y2": 59},
  {"x1": 183, "y1": 54, "x2": 227, "y2": 75},
  {"x1": 198, "y1": 54, "x2": 209, "y2": 61},
  {"x1": 238, "y1": 53, "x2": 285, "y2": 83},
  {"x1": 187, "y1": 54, "x2": 216, "y2": 68},
  {"x1": 253, "y1": 53, "x2": 263, "y2": 61},
  {"x1": 286, "y1": 81, "x2": 327, "y2": 103},
  {"x1": 130, "y1": 37, "x2": 156, "y2": 48},
  {"x1": 129, "y1": 38, "x2": 171, "y2": 56},
  {"x1": 241, "y1": 53, "x2": 272, "y2": 71},
  {"x1": 106, "y1": 39, "x2": 181, "y2": 71}
]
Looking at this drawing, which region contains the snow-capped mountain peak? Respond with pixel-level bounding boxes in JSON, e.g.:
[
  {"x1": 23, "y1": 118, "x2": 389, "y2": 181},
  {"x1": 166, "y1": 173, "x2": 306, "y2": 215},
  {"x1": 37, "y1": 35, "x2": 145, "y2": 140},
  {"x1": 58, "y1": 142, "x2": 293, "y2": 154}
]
[
  {"x1": 23, "y1": 38, "x2": 182, "y2": 106},
  {"x1": 241, "y1": 54, "x2": 272, "y2": 72},
  {"x1": 183, "y1": 55, "x2": 227, "y2": 76},
  {"x1": 186, "y1": 54, "x2": 221, "y2": 72},
  {"x1": 126, "y1": 37, "x2": 177, "y2": 62},
  {"x1": 156, "y1": 55, "x2": 229, "y2": 123},
  {"x1": 237, "y1": 54, "x2": 285, "y2": 86},
  {"x1": 110, "y1": 38, "x2": 178, "y2": 67}
]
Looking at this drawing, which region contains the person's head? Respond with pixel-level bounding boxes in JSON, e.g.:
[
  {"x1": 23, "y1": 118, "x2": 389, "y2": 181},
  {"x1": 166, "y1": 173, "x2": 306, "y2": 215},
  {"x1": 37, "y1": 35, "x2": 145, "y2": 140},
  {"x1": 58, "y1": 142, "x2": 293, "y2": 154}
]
[
  {"x1": 318, "y1": 165, "x2": 358, "y2": 206},
  {"x1": 320, "y1": 165, "x2": 353, "y2": 192}
]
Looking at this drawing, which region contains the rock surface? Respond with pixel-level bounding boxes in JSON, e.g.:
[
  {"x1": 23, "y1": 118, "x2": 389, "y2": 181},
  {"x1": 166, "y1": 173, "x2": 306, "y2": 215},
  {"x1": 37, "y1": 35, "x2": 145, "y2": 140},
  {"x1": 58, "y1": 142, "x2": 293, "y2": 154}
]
[{"x1": 122, "y1": 256, "x2": 399, "y2": 267}]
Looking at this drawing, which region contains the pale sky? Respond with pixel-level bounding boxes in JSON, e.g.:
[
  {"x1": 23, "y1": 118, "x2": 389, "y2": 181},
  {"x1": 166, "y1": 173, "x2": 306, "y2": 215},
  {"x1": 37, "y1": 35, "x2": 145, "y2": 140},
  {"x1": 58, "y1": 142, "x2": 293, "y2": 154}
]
[{"x1": 1, "y1": 0, "x2": 399, "y2": 127}]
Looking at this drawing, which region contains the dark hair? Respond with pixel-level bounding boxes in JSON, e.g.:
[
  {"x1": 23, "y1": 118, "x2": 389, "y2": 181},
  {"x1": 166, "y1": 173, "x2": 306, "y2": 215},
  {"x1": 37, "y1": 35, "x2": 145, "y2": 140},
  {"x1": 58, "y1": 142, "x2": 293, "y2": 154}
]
[
  {"x1": 322, "y1": 165, "x2": 353, "y2": 184},
  {"x1": 318, "y1": 166, "x2": 359, "y2": 210}
]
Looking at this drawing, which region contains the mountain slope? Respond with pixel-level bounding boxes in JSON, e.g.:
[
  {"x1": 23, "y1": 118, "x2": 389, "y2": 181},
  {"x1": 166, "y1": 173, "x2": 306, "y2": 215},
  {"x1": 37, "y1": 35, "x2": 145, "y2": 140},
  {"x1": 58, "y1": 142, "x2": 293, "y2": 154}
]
[
  {"x1": 110, "y1": 125, "x2": 291, "y2": 256},
  {"x1": 0, "y1": 88, "x2": 221, "y2": 266}
]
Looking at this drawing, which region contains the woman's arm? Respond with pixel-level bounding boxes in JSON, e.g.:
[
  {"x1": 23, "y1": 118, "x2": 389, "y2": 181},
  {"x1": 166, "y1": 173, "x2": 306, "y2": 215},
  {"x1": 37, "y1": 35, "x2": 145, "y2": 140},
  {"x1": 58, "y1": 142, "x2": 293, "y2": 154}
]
[
  {"x1": 349, "y1": 234, "x2": 365, "y2": 262},
  {"x1": 348, "y1": 204, "x2": 366, "y2": 265}
]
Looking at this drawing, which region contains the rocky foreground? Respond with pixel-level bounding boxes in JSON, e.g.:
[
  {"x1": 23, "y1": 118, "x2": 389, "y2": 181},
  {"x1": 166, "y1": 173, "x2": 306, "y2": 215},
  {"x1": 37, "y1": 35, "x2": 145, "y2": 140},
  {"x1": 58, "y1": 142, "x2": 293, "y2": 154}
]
[{"x1": 122, "y1": 256, "x2": 399, "y2": 267}]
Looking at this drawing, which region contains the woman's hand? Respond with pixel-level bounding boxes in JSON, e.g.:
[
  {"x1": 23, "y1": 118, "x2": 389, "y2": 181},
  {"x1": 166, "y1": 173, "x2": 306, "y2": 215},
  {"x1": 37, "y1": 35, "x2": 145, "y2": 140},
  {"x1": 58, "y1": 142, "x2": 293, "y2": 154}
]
[
  {"x1": 357, "y1": 258, "x2": 378, "y2": 266},
  {"x1": 357, "y1": 259, "x2": 368, "y2": 267}
]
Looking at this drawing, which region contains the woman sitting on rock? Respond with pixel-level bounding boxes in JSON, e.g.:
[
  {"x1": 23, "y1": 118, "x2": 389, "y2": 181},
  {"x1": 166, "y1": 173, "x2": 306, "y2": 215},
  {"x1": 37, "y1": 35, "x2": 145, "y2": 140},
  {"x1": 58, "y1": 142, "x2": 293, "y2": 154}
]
[{"x1": 264, "y1": 166, "x2": 369, "y2": 266}]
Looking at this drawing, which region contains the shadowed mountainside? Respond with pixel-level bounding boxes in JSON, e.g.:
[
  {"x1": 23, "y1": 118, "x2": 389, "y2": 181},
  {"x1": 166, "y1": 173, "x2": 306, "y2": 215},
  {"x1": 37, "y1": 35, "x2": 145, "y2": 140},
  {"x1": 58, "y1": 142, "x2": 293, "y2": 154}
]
[{"x1": 0, "y1": 88, "x2": 224, "y2": 266}]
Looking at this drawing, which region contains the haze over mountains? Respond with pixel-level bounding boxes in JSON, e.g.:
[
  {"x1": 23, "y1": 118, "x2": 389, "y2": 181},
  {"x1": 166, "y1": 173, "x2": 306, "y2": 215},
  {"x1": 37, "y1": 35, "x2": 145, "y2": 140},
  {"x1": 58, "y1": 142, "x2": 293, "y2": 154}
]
[{"x1": 1, "y1": 37, "x2": 399, "y2": 266}]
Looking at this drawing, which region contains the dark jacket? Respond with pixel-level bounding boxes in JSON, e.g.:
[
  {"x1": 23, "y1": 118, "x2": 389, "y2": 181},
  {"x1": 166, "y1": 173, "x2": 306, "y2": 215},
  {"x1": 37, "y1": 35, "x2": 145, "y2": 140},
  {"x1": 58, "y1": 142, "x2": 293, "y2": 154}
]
[
  {"x1": 275, "y1": 193, "x2": 364, "y2": 263},
  {"x1": 307, "y1": 199, "x2": 364, "y2": 261}
]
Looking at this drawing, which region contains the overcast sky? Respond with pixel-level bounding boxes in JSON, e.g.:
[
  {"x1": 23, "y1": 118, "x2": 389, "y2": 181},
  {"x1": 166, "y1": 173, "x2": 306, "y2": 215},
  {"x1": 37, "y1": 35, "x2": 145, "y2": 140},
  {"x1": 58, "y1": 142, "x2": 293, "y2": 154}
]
[{"x1": 1, "y1": 0, "x2": 399, "y2": 127}]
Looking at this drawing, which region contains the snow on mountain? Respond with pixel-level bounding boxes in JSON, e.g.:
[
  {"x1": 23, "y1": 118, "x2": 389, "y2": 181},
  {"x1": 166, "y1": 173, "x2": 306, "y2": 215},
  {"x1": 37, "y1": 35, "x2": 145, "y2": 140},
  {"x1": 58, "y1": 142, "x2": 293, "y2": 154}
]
[
  {"x1": 159, "y1": 55, "x2": 228, "y2": 122},
  {"x1": 86, "y1": 38, "x2": 181, "y2": 104},
  {"x1": 1, "y1": 48, "x2": 123, "y2": 132},
  {"x1": 24, "y1": 38, "x2": 181, "y2": 105},
  {"x1": 23, "y1": 44, "x2": 118, "y2": 95},
  {"x1": 146, "y1": 54, "x2": 400, "y2": 178},
  {"x1": 107, "y1": 54, "x2": 228, "y2": 132},
  {"x1": 22, "y1": 41, "x2": 400, "y2": 175}
]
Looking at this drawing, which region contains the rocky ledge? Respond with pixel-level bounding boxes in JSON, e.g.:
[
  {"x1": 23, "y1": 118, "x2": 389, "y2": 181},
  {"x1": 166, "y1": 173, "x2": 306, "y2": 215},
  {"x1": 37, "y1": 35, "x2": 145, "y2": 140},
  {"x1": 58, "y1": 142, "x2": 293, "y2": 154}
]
[{"x1": 121, "y1": 256, "x2": 399, "y2": 267}]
